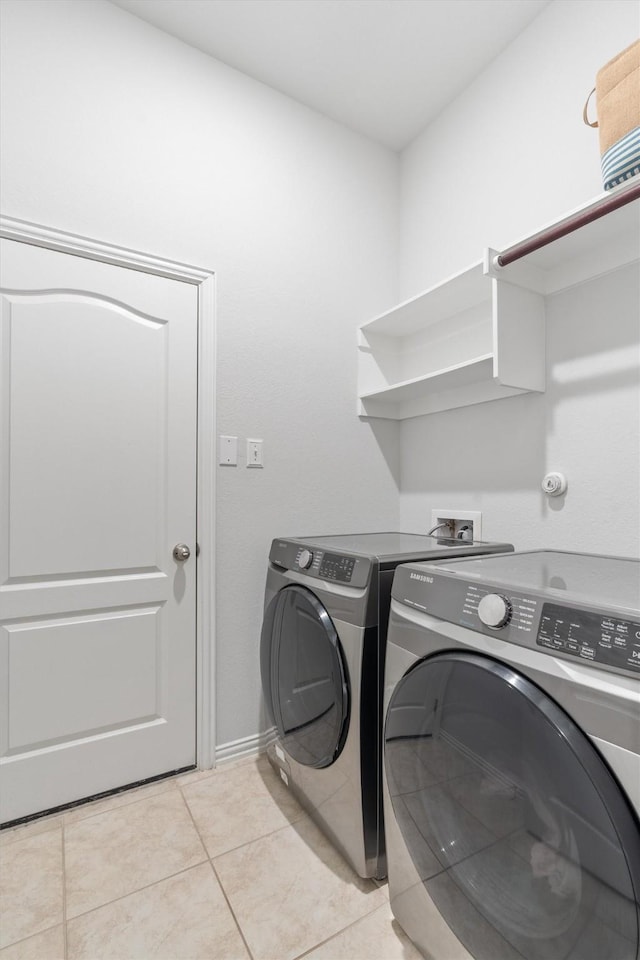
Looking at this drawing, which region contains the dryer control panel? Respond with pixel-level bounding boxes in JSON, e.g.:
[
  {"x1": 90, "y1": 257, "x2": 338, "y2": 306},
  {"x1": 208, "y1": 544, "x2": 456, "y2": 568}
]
[
  {"x1": 537, "y1": 602, "x2": 640, "y2": 674},
  {"x1": 319, "y1": 552, "x2": 356, "y2": 583},
  {"x1": 269, "y1": 540, "x2": 371, "y2": 589}
]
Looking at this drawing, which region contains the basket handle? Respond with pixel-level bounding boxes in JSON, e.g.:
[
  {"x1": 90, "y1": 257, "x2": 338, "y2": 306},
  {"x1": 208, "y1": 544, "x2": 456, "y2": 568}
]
[{"x1": 583, "y1": 87, "x2": 598, "y2": 128}]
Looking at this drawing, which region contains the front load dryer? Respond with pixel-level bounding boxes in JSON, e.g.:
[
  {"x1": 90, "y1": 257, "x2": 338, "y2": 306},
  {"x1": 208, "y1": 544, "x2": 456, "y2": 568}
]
[
  {"x1": 260, "y1": 532, "x2": 513, "y2": 880},
  {"x1": 383, "y1": 550, "x2": 640, "y2": 959}
]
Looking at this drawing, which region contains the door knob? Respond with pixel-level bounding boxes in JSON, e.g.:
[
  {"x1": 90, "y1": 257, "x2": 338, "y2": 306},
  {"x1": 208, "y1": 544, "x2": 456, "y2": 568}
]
[{"x1": 173, "y1": 543, "x2": 191, "y2": 562}]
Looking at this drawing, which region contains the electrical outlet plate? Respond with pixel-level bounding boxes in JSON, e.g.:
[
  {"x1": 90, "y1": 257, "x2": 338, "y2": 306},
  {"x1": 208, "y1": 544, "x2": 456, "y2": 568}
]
[
  {"x1": 431, "y1": 509, "x2": 482, "y2": 541},
  {"x1": 219, "y1": 435, "x2": 238, "y2": 466}
]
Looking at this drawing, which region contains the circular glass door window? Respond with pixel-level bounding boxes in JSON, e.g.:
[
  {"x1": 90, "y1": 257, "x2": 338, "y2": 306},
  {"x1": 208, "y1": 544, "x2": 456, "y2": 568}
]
[
  {"x1": 385, "y1": 652, "x2": 640, "y2": 960},
  {"x1": 261, "y1": 585, "x2": 349, "y2": 768}
]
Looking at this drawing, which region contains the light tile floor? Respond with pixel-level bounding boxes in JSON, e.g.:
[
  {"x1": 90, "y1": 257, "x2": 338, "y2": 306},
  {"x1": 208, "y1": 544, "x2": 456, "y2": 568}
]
[{"x1": 0, "y1": 755, "x2": 422, "y2": 960}]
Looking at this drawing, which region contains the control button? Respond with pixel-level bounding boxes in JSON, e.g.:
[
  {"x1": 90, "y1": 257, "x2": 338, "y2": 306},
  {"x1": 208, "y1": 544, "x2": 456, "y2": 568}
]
[
  {"x1": 478, "y1": 593, "x2": 512, "y2": 629},
  {"x1": 298, "y1": 549, "x2": 313, "y2": 570}
]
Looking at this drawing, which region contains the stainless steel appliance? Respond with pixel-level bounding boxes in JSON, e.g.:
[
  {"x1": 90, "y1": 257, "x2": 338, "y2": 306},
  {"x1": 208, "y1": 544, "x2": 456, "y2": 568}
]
[
  {"x1": 260, "y1": 532, "x2": 513, "y2": 879},
  {"x1": 384, "y1": 550, "x2": 640, "y2": 959}
]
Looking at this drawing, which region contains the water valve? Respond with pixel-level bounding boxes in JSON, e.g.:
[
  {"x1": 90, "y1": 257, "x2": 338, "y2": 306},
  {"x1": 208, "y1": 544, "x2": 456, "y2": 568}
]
[{"x1": 542, "y1": 472, "x2": 567, "y2": 497}]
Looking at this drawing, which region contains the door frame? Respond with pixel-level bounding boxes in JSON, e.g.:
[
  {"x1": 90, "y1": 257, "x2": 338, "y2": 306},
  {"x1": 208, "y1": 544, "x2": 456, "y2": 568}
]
[{"x1": 0, "y1": 214, "x2": 217, "y2": 770}]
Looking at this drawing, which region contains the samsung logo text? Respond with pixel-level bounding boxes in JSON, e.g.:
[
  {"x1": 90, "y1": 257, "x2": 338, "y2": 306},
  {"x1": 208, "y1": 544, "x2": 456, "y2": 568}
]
[{"x1": 409, "y1": 573, "x2": 433, "y2": 583}]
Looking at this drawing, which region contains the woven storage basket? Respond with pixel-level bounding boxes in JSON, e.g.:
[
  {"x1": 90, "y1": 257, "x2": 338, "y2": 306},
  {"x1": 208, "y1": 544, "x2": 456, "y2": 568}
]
[{"x1": 584, "y1": 39, "x2": 640, "y2": 190}]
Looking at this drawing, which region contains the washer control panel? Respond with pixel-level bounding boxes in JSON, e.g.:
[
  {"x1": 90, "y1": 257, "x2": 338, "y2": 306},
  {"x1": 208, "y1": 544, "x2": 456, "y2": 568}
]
[
  {"x1": 392, "y1": 562, "x2": 640, "y2": 678},
  {"x1": 537, "y1": 602, "x2": 640, "y2": 674}
]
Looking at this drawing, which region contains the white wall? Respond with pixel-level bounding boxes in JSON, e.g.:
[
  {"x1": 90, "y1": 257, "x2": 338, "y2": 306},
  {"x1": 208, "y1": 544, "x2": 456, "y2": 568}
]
[
  {"x1": 0, "y1": 0, "x2": 401, "y2": 748},
  {"x1": 2, "y1": 0, "x2": 638, "y2": 756},
  {"x1": 398, "y1": 0, "x2": 640, "y2": 556}
]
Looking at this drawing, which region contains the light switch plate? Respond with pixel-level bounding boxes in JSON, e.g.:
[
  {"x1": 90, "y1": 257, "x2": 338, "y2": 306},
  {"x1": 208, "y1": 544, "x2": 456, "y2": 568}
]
[{"x1": 247, "y1": 438, "x2": 263, "y2": 468}]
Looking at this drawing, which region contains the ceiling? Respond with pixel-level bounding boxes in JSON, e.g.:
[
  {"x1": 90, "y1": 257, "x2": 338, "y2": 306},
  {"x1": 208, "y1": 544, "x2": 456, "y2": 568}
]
[{"x1": 110, "y1": 0, "x2": 551, "y2": 150}]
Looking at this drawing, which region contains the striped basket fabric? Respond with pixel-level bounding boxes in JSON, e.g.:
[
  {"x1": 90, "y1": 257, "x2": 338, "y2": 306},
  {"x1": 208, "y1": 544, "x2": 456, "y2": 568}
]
[{"x1": 601, "y1": 125, "x2": 640, "y2": 190}]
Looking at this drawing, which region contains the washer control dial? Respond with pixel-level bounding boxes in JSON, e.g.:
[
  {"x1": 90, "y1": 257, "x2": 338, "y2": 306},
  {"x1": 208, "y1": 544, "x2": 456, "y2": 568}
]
[
  {"x1": 478, "y1": 593, "x2": 512, "y2": 629},
  {"x1": 298, "y1": 548, "x2": 313, "y2": 570}
]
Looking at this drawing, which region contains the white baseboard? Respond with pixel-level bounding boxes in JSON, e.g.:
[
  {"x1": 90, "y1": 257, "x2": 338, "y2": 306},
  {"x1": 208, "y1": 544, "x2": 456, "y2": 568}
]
[{"x1": 215, "y1": 727, "x2": 276, "y2": 766}]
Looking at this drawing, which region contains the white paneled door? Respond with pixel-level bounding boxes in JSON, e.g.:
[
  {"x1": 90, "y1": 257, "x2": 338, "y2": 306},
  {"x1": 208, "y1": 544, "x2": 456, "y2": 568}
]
[{"x1": 0, "y1": 237, "x2": 198, "y2": 822}]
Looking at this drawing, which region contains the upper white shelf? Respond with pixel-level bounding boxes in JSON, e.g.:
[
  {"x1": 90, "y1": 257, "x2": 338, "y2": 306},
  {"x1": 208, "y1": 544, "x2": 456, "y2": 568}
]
[
  {"x1": 361, "y1": 261, "x2": 490, "y2": 338},
  {"x1": 358, "y1": 184, "x2": 639, "y2": 420},
  {"x1": 486, "y1": 183, "x2": 640, "y2": 295}
]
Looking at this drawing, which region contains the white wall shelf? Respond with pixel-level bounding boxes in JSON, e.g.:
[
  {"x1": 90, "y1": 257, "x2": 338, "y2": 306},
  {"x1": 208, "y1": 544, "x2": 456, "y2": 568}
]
[
  {"x1": 358, "y1": 261, "x2": 545, "y2": 419},
  {"x1": 358, "y1": 185, "x2": 639, "y2": 420}
]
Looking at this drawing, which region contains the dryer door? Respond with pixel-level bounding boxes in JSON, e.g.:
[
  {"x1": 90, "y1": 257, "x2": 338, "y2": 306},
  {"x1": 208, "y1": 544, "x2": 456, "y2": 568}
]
[
  {"x1": 385, "y1": 652, "x2": 640, "y2": 960},
  {"x1": 261, "y1": 585, "x2": 349, "y2": 769}
]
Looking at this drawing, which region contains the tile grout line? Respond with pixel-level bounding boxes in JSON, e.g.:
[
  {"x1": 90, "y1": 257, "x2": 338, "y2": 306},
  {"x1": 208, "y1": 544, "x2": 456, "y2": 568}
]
[
  {"x1": 205, "y1": 807, "x2": 309, "y2": 863},
  {"x1": 62, "y1": 777, "x2": 212, "y2": 925},
  {"x1": 61, "y1": 820, "x2": 68, "y2": 960},
  {"x1": 209, "y1": 858, "x2": 256, "y2": 960},
  {"x1": 4, "y1": 762, "x2": 390, "y2": 960},
  {"x1": 180, "y1": 763, "x2": 389, "y2": 960},
  {"x1": 292, "y1": 895, "x2": 389, "y2": 960},
  {"x1": 62, "y1": 861, "x2": 209, "y2": 925},
  {"x1": 179, "y1": 765, "x2": 309, "y2": 863},
  {"x1": 205, "y1": 809, "x2": 389, "y2": 960},
  {"x1": 0, "y1": 778, "x2": 182, "y2": 841},
  {"x1": 0, "y1": 816, "x2": 64, "y2": 848},
  {"x1": 178, "y1": 783, "x2": 256, "y2": 960},
  {"x1": 0, "y1": 756, "x2": 244, "y2": 845},
  {"x1": 1, "y1": 923, "x2": 63, "y2": 955},
  {"x1": 60, "y1": 777, "x2": 179, "y2": 829}
]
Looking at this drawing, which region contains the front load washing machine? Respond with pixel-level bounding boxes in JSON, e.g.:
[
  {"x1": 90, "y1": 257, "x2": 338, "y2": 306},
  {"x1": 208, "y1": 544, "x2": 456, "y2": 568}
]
[
  {"x1": 260, "y1": 532, "x2": 513, "y2": 880},
  {"x1": 383, "y1": 550, "x2": 640, "y2": 960}
]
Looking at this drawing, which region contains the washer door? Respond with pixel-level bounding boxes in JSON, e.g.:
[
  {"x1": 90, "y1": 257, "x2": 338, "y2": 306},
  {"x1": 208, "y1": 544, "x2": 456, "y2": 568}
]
[
  {"x1": 261, "y1": 585, "x2": 349, "y2": 769},
  {"x1": 385, "y1": 652, "x2": 640, "y2": 960}
]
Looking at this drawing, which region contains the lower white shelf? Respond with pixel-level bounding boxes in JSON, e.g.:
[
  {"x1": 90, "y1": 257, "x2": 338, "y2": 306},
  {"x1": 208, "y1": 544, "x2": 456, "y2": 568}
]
[
  {"x1": 360, "y1": 353, "x2": 492, "y2": 402},
  {"x1": 358, "y1": 354, "x2": 534, "y2": 420}
]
